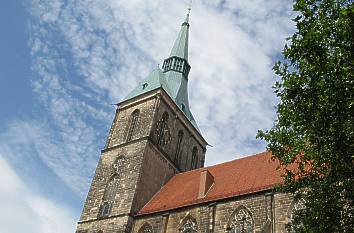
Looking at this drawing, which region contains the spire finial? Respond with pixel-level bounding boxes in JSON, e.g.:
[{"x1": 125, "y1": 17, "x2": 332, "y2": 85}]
[{"x1": 183, "y1": 2, "x2": 192, "y2": 25}]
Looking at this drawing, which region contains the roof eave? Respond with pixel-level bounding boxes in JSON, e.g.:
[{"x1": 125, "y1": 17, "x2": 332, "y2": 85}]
[{"x1": 136, "y1": 186, "x2": 277, "y2": 216}]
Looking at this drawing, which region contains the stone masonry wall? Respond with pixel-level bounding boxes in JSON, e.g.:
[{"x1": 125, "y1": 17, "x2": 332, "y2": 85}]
[
  {"x1": 79, "y1": 140, "x2": 147, "y2": 222},
  {"x1": 214, "y1": 193, "x2": 270, "y2": 232},
  {"x1": 274, "y1": 193, "x2": 294, "y2": 233},
  {"x1": 133, "y1": 191, "x2": 294, "y2": 233},
  {"x1": 131, "y1": 141, "x2": 177, "y2": 214},
  {"x1": 106, "y1": 97, "x2": 157, "y2": 149},
  {"x1": 150, "y1": 98, "x2": 206, "y2": 172},
  {"x1": 76, "y1": 215, "x2": 132, "y2": 233}
]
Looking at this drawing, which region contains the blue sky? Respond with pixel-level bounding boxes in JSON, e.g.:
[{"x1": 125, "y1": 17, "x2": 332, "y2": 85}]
[{"x1": 0, "y1": 0, "x2": 294, "y2": 232}]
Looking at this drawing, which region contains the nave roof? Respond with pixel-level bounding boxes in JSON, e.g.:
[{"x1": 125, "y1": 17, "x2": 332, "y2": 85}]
[{"x1": 139, "y1": 151, "x2": 285, "y2": 215}]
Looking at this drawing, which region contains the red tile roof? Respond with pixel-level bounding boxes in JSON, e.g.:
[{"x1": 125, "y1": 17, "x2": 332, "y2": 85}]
[{"x1": 138, "y1": 151, "x2": 284, "y2": 215}]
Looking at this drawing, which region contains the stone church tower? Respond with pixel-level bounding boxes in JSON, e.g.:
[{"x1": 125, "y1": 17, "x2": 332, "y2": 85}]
[{"x1": 76, "y1": 10, "x2": 208, "y2": 233}]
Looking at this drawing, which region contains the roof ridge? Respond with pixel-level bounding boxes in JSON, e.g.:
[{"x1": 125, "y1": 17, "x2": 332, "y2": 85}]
[{"x1": 174, "y1": 151, "x2": 270, "y2": 176}]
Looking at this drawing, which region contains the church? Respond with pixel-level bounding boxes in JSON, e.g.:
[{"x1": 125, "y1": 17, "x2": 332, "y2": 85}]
[{"x1": 75, "y1": 10, "x2": 299, "y2": 233}]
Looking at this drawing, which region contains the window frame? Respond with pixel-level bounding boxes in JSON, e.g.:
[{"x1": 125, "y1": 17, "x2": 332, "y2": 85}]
[{"x1": 226, "y1": 205, "x2": 254, "y2": 233}]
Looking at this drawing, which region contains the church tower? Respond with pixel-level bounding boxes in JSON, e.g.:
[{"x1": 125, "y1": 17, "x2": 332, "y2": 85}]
[{"x1": 76, "y1": 10, "x2": 207, "y2": 233}]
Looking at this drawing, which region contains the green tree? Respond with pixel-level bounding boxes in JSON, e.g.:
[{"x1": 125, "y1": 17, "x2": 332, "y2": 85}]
[{"x1": 257, "y1": 0, "x2": 354, "y2": 232}]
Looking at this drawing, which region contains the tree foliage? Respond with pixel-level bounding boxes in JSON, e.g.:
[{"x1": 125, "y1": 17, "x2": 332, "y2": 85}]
[{"x1": 257, "y1": 0, "x2": 354, "y2": 232}]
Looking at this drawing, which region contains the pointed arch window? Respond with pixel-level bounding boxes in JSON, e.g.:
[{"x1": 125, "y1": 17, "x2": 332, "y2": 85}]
[
  {"x1": 191, "y1": 146, "x2": 198, "y2": 169},
  {"x1": 157, "y1": 112, "x2": 169, "y2": 146},
  {"x1": 226, "y1": 206, "x2": 254, "y2": 233},
  {"x1": 98, "y1": 175, "x2": 119, "y2": 218},
  {"x1": 126, "y1": 109, "x2": 140, "y2": 142},
  {"x1": 179, "y1": 217, "x2": 198, "y2": 233},
  {"x1": 287, "y1": 199, "x2": 306, "y2": 233},
  {"x1": 174, "y1": 131, "x2": 184, "y2": 165},
  {"x1": 138, "y1": 223, "x2": 153, "y2": 233}
]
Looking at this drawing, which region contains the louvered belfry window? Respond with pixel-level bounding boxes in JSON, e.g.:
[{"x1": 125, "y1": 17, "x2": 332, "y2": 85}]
[
  {"x1": 174, "y1": 131, "x2": 184, "y2": 165},
  {"x1": 157, "y1": 112, "x2": 169, "y2": 146},
  {"x1": 126, "y1": 109, "x2": 140, "y2": 142}
]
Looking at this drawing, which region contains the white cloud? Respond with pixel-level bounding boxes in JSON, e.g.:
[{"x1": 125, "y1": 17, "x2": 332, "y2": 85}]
[
  {"x1": 0, "y1": 119, "x2": 98, "y2": 197},
  {"x1": 22, "y1": 0, "x2": 295, "y2": 197},
  {"x1": 0, "y1": 156, "x2": 76, "y2": 233}
]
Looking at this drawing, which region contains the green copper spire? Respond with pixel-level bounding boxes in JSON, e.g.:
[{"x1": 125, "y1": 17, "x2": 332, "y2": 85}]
[
  {"x1": 169, "y1": 7, "x2": 190, "y2": 61},
  {"x1": 124, "y1": 9, "x2": 200, "y2": 132}
]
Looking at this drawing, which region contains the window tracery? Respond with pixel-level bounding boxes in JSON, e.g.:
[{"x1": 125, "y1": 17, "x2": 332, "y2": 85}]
[
  {"x1": 226, "y1": 206, "x2": 254, "y2": 233},
  {"x1": 180, "y1": 217, "x2": 198, "y2": 233},
  {"x1": 98, "y1": 175, "x2": 119, "y2": 218},
  {"x1": 126, "y1": 109, "x2": 140, "y2": 142},
  {"x1": 287, "y1": 199, "x2": 306, "y2": 233},
  {"x1": 138, "y1": 223, "x2": 153, "y2": 233},
  {"x1": 174, "y1": 131, "x2": 184, "y2": 165},
  {"x1": 156, "y1": 112, "x2": 171, "y2": 146}
]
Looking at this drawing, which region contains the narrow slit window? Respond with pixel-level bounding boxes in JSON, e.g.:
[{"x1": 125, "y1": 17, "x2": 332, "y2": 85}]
[{"x1": 191, "y1": 146, "x2": 198, "y2": 169}]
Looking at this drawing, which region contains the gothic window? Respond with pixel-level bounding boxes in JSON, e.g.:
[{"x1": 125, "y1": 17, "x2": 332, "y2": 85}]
[
  {"x1": 138, "y1": 223, "x2": 153, "y2": 233},
  {"x1": 98, "y1": 175, "x2": 119, "y2": 218},
  {"x1": 287, "y1": 199, "x2": 306, "y2": 233},
  {"x1": 191, "y1": 146, "x2": 198, "y2": 169},
  {"x1": 126, "y1": 109, "x2": 140, "y2": 142},
  {"x1": 156, "y1": 112, "x2": 169, "y2": 146},
  {"x1": 180, "y1": 217, "x2": 198, "y2": 233},
  {"x1": 174, "y1": 131, "x2": 184, "y2": 165},
  {"x1": 226, "y1": 206, "x2": 254, "y2": 233}
]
